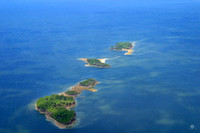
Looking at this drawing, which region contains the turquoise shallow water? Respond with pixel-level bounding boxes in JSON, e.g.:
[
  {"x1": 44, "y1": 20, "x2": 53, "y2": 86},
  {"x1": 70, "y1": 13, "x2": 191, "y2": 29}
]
[{"x1": 0, "y1": 0, "x2": 200, "y2": 132}]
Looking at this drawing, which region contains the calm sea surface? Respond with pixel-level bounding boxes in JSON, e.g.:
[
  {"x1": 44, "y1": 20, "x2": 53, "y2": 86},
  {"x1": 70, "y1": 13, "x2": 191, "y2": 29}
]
[{"x1": 0, "y1": 0, "x2": 200, "y2": 132}]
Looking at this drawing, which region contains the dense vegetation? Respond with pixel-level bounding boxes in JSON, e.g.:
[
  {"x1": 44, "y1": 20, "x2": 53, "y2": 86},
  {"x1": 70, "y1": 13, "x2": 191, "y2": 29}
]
[
  {"x1": 87, "y1": 58, "x2": 110, "y2": 68},
  {"x1": 111, "y1": 42, "x2": 132, "y2": 50},
  {"x1": 65, "y1": 90, "x2": 78, "y2": 95},
  {"x1": 79, "y1": 78, "x2": 97, "y2": 87},
  {"x1": 50, "y1": 107, "x2": 75, "y2": 124},
  {"x1": 36, "y1": 94, "x2": 76, "y2": 124}
]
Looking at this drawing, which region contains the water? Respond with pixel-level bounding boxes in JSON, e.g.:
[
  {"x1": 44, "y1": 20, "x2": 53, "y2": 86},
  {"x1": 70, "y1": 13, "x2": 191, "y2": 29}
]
[{"x1": 0, "y1": 0, "x2": 200, "y2": 132}]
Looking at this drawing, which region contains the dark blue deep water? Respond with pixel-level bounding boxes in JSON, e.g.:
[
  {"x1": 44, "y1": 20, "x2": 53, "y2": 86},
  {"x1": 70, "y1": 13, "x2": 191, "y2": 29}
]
[{"x1": 0, "y1": 0, "x2": 200, "y2": 132}]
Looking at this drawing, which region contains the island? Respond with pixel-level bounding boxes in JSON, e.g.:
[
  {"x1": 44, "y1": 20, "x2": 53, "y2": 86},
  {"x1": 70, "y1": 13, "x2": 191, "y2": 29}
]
[
  {"x1": 110, "y1": 42, "x2": 135, "y2": 55},
  {"x1": 35, "y1": 78, "x2": 99, "y2": 128},
  {"x1": 78, "y1": 58, "x2": 111, "y2": 68},
  {"x1": 63, "y1": 78, "x2": 99, "y2": 95}
]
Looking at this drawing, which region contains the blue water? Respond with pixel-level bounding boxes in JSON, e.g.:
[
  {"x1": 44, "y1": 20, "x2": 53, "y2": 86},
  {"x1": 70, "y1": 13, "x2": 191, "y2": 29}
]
[{"x1": 0, "y1": 0, "x2": 200, "y2": 132}]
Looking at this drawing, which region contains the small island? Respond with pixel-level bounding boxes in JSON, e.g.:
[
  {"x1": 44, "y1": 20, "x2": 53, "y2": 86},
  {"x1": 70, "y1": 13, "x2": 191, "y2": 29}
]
[
  {"x1": 78, "y1": 58, "x2": 111, "y2": 68},
  {"x1": 64, "y1": 78, "x2": 99, "y2": 95},
  {"x1": 110, "y1": 42, "x2": 135, "y2": 55},
  {"x1": 36, "y1": 78, "x2": 99, "y2": 129}
]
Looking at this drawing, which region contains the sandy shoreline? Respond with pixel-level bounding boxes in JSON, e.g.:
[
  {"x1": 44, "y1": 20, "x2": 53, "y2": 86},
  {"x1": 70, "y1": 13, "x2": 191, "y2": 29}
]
[{"x1": 122, "y1": 48, "x2": 134, "y2": 55}]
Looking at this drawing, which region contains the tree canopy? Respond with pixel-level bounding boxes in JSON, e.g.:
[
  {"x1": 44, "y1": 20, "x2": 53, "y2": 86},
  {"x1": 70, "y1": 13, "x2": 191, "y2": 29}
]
[
  {"x1": 65, "y1": 90, "x2": 78, "y2": 95},
  {"x1": 36, "y1": 94, "x2": 76, "y2": 124},
  {"x1": 79, "y1": 78, "x2": 97, "y2": 87}
]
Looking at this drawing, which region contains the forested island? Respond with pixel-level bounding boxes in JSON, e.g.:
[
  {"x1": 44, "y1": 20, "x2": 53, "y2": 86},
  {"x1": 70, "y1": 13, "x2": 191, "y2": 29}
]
[
  {"x1": 78, "y1": 58, "x2": 111, "y2": 68},
  {"x1": 36, "y1": 78, "x2": 99, "y2": 128},
  {"x1": 110, "y1": 42, "x2": 134, "y2": 55}
]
